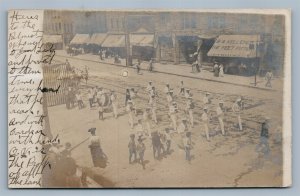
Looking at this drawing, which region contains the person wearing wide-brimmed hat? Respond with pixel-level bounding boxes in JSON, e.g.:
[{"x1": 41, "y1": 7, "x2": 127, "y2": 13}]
[
  {"x1": 232, "y1": 97, "x2": 243, "y2": 131},
  {"x1": 88, "y1": 128, "x2": 107, "y2": 168},
  {"x1": 216, "y1": 100, "x2": 225, "y2": 135}
]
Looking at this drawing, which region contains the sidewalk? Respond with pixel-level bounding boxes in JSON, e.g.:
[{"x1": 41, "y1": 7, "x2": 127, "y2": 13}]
[{"x1": 55, "y1": 50, "x2": 281, "y2": 91}]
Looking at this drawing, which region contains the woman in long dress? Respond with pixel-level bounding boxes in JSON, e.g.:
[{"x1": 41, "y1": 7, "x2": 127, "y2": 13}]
[
  {"x1": 88, "y1": 128, "x2": 107, "y2": 168},
  {"x1": 219, "y1": 64, "x2": 224, "y2": 77}
]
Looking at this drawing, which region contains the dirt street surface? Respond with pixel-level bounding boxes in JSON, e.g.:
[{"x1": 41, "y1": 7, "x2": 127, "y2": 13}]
[{"x1": 47, "y1": 55, "x2": 284, "y2": 187}]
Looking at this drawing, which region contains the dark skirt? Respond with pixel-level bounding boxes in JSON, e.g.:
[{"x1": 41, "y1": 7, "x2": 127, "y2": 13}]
[{"x1": 89, "y1": 145, "x2": 107, "y2": 168}]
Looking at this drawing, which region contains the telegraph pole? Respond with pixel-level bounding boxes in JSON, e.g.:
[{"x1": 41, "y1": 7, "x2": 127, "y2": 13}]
[{"x1": 124, "y1": 14, "x2": 131, "y2": 66}]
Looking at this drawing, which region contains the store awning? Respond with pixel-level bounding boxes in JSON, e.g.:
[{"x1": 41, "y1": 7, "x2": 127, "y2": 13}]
[
  {"x1": 43, "y1": 35, "x2": 63, "y2": 44},
  {"x1": 130, "y1": 34, "x2": 154, "y2": 47},
  {"x1": 207, "y1": 35, "x2": 261, "y2": 58},
  {"x1": 101, "y1": 34, "x2": 125, "y2": 47},
  {"x1": 70, "y1": 34, "x2": 90, "y2": 45},
  {"x1": 88, "y1": 33, "x2": 107, "y2": 45}
]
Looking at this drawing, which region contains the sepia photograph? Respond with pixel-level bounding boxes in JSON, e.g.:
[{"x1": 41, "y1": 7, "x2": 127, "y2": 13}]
[{"x1": 7, "y1": 9, "x2": 291, "y2": 188}]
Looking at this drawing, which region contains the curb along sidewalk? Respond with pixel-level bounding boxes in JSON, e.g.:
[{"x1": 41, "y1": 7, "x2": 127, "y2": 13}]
[{"x1": 55, "y1": 50, "x2": 281, "y2": 91}]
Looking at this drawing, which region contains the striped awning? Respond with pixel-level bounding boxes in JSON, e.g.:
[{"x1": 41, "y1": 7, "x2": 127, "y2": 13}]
[
  {"x1": 207, "y1": 35, "x2": 261, "y2": 58},
  {"x1": 101, "y1": 34, "x2": 125, "y2": 47},
  {"x1": 43, "y1": 35, "x2": 63, "y2": 44},
  {"x1": 70, "y1": 34, "x2": 90, "y2": 45},
  {"x1": 88, "y1": 33, "x2": 107, "y2": 45},
  {"x1": 130, "y1": 34, "x2": 154, "y2": 47}
]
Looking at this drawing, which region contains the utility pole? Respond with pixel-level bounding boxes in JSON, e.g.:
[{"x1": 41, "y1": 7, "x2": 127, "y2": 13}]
[{"x1": 124, "y1": 14, "x2": 131, "y2": 66}]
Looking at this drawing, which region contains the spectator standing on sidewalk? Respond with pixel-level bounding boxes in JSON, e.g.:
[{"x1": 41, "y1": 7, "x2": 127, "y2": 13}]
[
  {"x1": 213, "y1": 61, "x2": 219, "y2": 77},
  {"x1": 99, "y1": 49, "x2": 103, "y2": 60},
  {"x1": 136, "y1": 59, "x2": 141, "y2": 74},
  {"x1": 148, "y1": 58, "x2": 154, "y2": 72},
  {"x1": 265, "y1": 70, "x2": 273, "y2": 88},
  {"x1": 219, "y1": 64, "x2": 224, "y2": 77}
]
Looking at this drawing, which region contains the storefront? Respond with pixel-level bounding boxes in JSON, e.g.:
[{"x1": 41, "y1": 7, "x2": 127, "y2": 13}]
[
  {"x1": 130, "y1": 33, "x2": 154, "y2": 61},
  {"x1": 207, "y1": 34, "x2": 263, "y2": 76},
  {"x1": 43, "y1": 34, "x2": 63, "y2": 50},
  {"x1": 176, "y1": 35, "x2": 199, "y2": 64},
  {"x1": 69, "y1": 34, "x2": 91, "y2": 54},
  {"x1": 87, "y1": 33, "x2": 107, "y2": 54},
  {"x1": 101, "y1": 34, "x2": 126, "y2": 58},
  {"x1": 156, "y1": 34, "x2": 174, "y2": 63}
]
